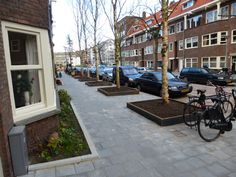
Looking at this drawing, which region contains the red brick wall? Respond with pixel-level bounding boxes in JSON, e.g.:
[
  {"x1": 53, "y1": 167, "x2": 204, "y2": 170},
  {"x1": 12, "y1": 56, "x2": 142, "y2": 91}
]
[
  {"x1": 0, "y1": 0, "x2": 49, "y2": 29},
  {"x1": 26, "y1": 115, "x2": 59, "y2": 154},
  {"x1": 0, "y1": 1, "x2": 54, "y2": 176}
]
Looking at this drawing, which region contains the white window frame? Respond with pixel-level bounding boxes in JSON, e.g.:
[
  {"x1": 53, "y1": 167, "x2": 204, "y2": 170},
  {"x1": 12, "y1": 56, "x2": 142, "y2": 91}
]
[
  {"x1": 176, "y1": 21, "x2": 184, "y2": 33},
  {"x1": 182, "y1": 0, "x2": 195, "y2": 10},
  {"x1": 219, "y1": 6, "x2": 229, "y2": 20},
  {"x1": 185, "y1": 58, "x2": 198, "y2": 67},
  {"x1": 1, "y1": 21, "x2": 57, "y2": 123},
  {"x1": 168, "y1": 25, "x2": 175, "y2": 35},
  {"x1": 179, "y1": 40, "x2": 183, "y2": 50},
  {"x1": 185, "y1": 36, "x2": 198, "y2": 49},
  {"x1": 232, "y1": 29, "x2": 236, "y2": 44},
  {"x1": 187, "y1": 15, "x2": 202, "y2": 29},
  {"x1": 232, "y1": 3, "x2": 236, "y2": 17},
  {"x1": 202, "y1": 31, "x2": 228, "y2": 47},
  {"x1": 169, "y1": 42, "x2": 173, "y2": 52},
  {"x1": 206, "y1": 9, "x2": 217, "y2": 23},
  {"x1": 201, "y1": 56, "x2": 225, "y2": 69}
]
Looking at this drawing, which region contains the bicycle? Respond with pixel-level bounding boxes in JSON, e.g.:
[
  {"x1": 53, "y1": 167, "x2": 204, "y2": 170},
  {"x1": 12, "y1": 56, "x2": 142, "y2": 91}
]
[
  {"x1": 183, "y1": 85, "x2": 233, "y2": 128},
  {"x1": 197, "y1": 89, "x2": 236, "y2": 142}
]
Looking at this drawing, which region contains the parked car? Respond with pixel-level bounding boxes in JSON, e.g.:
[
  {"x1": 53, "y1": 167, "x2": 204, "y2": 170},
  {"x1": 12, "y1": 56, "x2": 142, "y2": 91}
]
[
  {"x1": 102, "y1": 67, "x2": 113, "y2": 82},
  {"x1": 112, "y1": 66, "x2": 142, "y2": 86},
  {"x1": 135, "y1": 71, "x2": 193, "y2": 97},
  {"x1": 135, "y1": 67, "x2": 147, "y2": 73},
  {"x1": 179, "y1": 67, "x2": 232, "y2": 85}
]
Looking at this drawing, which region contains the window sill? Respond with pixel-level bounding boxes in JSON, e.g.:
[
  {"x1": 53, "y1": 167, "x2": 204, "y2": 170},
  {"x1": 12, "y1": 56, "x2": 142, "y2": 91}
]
[{"x1": 14, "y1": 106, "x2": 60, "y2": 126}]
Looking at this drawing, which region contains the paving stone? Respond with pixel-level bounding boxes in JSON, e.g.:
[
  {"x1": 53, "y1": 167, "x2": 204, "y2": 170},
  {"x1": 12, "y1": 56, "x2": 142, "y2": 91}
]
[
  {"x1": 228, "y1": 172, "x2": 236, "y2": 177},
  {"x1": 35, "y1": 168, "x2": 55, "y2": 177},
  {"x1": 122, "y1": 160, "x2": 145, "y2": 175},
  {"x1": 93, "y1": 158, "x2": 112, "y2": 169},
  {"x1": 104, "y1": 164, "x2": 126, "y2": 177},
  {"x1": 192, "y1": 167, "x2": 217, "y2": 177},
  {"x1": 56, "y1": 165, "x2": 76, "y2": 177},
  {"x1": 207, "y1": 163, "x2": 231, "y2": 177},
  {"x1": 81, "y1": 169, "x2": 108, "y2": 177},
  {"x1": 75, "y1": 161, "x2": 94, "y2": 174}
]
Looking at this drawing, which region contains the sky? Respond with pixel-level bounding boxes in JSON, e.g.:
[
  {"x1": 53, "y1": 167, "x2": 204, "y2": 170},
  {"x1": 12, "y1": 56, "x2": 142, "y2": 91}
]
[{"x1": 51, "y1": 0, "x2": 160, "y2": 52}]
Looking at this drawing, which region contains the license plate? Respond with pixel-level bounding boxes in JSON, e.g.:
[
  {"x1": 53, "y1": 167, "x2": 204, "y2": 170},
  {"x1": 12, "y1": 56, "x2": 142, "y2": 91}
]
[{"x1": 181, "y1": 88, "x2": 189, "y2": 93}]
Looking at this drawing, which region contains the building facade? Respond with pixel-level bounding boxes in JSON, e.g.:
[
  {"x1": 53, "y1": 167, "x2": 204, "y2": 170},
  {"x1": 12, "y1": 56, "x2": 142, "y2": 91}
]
[
  {"x1": 54, "y1": 52, "x2": 81, "y2": 68},
  {"x1": 0, "y1": 1, "x2": 59, "y2": 176},
  {"x1": 99, "y1": 39, "x2": 115, "y2": 66},
  {"x1": 121, "y1": 0, "x2": 236, "y2": 73}
]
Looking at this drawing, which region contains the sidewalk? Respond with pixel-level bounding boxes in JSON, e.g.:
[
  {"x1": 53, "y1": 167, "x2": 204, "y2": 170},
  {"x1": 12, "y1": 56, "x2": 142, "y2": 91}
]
[{"x1": 21, "y1": 74, "x2": 236, "y2": 177}]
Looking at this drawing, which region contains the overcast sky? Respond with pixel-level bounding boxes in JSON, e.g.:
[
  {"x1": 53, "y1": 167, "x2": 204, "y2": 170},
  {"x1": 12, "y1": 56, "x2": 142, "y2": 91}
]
[{"x1": 51, "y1": 0, "x2": 160, "y2": 52}]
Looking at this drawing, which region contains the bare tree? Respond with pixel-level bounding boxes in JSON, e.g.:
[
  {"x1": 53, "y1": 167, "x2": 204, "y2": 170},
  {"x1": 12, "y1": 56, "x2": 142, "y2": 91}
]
[
  {"x1": 88, "y1": 0, "x2": 101, "y2": 81},
  {"x1": 100, "y1": 0, "x2": 128, "y2": 88}
]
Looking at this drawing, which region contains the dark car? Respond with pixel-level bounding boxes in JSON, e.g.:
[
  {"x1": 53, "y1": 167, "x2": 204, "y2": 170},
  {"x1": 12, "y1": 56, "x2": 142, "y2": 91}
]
[
  {"x1": 135, "y1": 71, "x2": 193, "y2": 96},
  {"x1": 179, "y1": 67, "x2": 232, "y2": 85},
  {"x1": 112, "y1": 66, "x2": 142, "y2": 86},
  {"x1": 102, "y1": 67, "x2": 113, "y2": 82}
]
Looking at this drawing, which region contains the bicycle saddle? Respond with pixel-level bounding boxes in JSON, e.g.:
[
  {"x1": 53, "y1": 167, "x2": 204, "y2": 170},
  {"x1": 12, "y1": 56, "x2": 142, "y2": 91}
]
[{"x1": 197, "y1": 89, "x2": 206, "y2": 94}]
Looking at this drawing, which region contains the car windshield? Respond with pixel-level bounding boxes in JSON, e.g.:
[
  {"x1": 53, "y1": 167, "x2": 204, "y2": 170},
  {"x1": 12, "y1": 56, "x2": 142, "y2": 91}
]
[
  {"x1": 105, "y1": 68, "x2": 113, "y2": 73},
  {"x1": 153, "y1": 72, "x2": 175, "y2": 80},
  {"x1": 123, "y1": 68, "x2": 139, "y2": 75}
]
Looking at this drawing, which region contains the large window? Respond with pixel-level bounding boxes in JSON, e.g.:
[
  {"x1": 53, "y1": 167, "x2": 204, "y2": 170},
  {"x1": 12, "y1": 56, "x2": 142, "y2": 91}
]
[
  {"x1": 206, "y1": 10, "x2": 217, "y2": 23},
  {"x1": 2, "y1": 21, "x2": 57, "y2": 122},
  {"x1": 219, "y1": 6, "x2": 229, "y2": 20},
  {"x1": 202, "y1": 56, "x2": 226, "y2": 69},
  {"x1": 176, "y1": 21, "x2": 184, "y2": 33},
  {"x1": 179, "y1": 40, "x2": 183, "y2": 50},
  {"x1": 185, "y1": 58, "x2": 198, "y2": 67},
  {"x1": 187, "y1": 15, "x2": 202, "y2": 29},
  {"x1": 232, "y1": 3, "x2": 236, "y2": 16},
  {"x1": 185, "y1": 36, "x2": 198, "y2": 49},
  {"x1": 169, "y1": 42, "x2": 173, "y2": 52},
  {"x1": 168, "y1": 25, "x2": 175, "y2": 35},
  {"x1": 182, "y1": 0, "x2": 195, "y2": 10},
  {"x1": 202, "y1": 31, "x2": 228, "y2": 46},
  {"x1": 145, "y1": 46, "x2": 153, "y2": 55},
  {"x1": 232, "y1": 29, "x2": 236, "y2": 43}
]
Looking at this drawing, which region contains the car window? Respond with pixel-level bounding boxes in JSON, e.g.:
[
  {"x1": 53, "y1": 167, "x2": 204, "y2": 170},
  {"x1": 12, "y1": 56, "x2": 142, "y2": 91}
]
[
  {"x1": 123, "y1": 68, "x2": 139, "y2": 75},
  {"x1": 201, "y1": 68, "x2": 208, "y2": 74},
  {"x1": 181, "y1": 68, "x2": 189, "y2": 73},
  {"x1": 153, "y1": 72, "x2": 175, "y2": 80}
]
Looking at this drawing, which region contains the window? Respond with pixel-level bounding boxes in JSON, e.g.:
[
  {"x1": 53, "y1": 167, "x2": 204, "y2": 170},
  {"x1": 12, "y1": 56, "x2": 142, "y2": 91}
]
[
  {"x1": 145, "y1": 19, "x2": 153, "y2": 26},
  {"x1": 185, "y1": 36, "x2": 198, "y2": 49},
  {"x1": 179, "y1": 40, "x2": 183, "y2": 50},
  {"x1": 157, "y1": 44, "x2": 162, "y2": 53},
  {"x1": 187, "y1": 15, "x2": 202, "y2": 29},
  {"x1": 232, "y1": 3, "x2": 236, "y2": 16},
  {"x1": 220, "y1": 57, "x2": 226, "y2": 68},
  {"x1": 176, "y1": 21, "x2": 184, "y2": 33},
  {"x1": 185, "y1": 58, "x2": 198, "y2": 67},
  {"x1": 146, "y1": 61, "x2": 153, "y2": 68},
  {"x1": 2, "y1": 21, "x2": 57, "y2": 122},
  {"x1": 206, "y1": 10, "x2": 217, "y2": 23},
  {"x1": 202, "y1": 32, "x2": 228, "y2": 46},
  {"x1": 202, "y1": 57, "x2": 225, "y2": 69},
  {"x1": 232, "y1": 30, "x2": 236, "y2": 43},
  {"x1": 168, "y1": 25, "x2": 175, "y2": 35},
  {"x1": 145, "y1": 46, "x2": 153, "y2": 55},
  {"x1": 169, "y1": 42, "x2": 173, "y2": 52},
  {"x1": 219, "y1": 6, "x2": 229, "y2": 20},
  {"x1": 182, "y1": 0, "x2": 195, "y2": 10}
]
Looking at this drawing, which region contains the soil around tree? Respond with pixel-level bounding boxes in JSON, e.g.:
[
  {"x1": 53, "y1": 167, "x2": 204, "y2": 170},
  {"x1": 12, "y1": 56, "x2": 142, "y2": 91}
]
[
  {"x1": 127, "y1": 99, "x2": 186, "y2": 126},
  {"x1": 98, "y1": 86, "x2": 139, "y2": 96},
  {"x1": 85, "y1": 81, "x2": 112, "y2": 86},
  {"x1": 78, "y1": 77, "x2": 96, "y2": 82}
]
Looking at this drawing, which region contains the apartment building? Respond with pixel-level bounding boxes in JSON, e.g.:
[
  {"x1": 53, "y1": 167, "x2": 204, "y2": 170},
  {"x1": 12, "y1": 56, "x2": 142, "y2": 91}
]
[{"x1": 121, "y1": 0, "x2": 236, "y2": 73}]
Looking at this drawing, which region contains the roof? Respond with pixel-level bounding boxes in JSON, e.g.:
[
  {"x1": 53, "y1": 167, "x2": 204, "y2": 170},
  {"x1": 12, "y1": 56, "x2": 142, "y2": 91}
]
[{"x1": 127, "y1": 0, "x2": 216, "y2": 37}]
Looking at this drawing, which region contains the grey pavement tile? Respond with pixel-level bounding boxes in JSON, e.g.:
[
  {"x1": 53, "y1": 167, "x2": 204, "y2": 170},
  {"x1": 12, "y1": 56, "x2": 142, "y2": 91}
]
[
  {"x1": 207, "y1": 163, "x2": 231, "y2": 177},
  {"x1": 56, "y1": 165, "x2": 76, "y2": 177},
  {"x1": 228, "y1": 172, "x2": 236, "y2": 177},
  {"x1": 104, "y1": 164, "x2": 126, "y2": 177},
  {"x1": 219, "y1": 159, "x2": 236, "y2": 172},
  {"x1": 93, "y1": 158, "x2": 112, "y2": 169},
  {"x1": 122, "y1": 160, "x2": 145, "y2": 175},
  {"x1": 75, "y1": 161, "x2": 94, "y2": 174},
  {"x1": 35, "y1": 168, "x2": 55, "y2": 177},
  {"x1": 208, "y1": 150, "x2": 231, "y2": 161},
  {"x1": 192, "y1": 167, "x2": 218, "y2": 177},
  {"x1": 197, "y1": 153, "x2": 219, "y2": 164},
  {"x1": 81, "y1": 169, "x2": 108, "y2": 177},
  {"x1": 185, "y1": 157, "x2": 206, "y2": 169}
]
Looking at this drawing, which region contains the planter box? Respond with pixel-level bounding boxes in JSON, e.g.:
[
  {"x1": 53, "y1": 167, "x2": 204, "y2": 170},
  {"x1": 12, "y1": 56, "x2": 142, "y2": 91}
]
[
  {"x1": 127, "y1": 99, "x2": 186, "y2": 126},
  {"x1": 78, "y1": 77, "x2": 96, "y2": 82},
  {"x1": 98, "y1": 86, "x2": 139, "y2": 96},
  {"x1": 85, "y1": 81, "x2": 112, "y2": 87}
]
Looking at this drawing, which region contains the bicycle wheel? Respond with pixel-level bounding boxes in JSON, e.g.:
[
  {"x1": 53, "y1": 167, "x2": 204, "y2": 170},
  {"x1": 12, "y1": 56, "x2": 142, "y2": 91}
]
[
  {"x1": 197, "y1": 109, "x2": 221, "y2": 142},
  {"x1": 183, "y1": 100, "x2": 203, "y2": 127},
  {"x1": 221, "y1": 100, "x2": 233, "y2": 118}
]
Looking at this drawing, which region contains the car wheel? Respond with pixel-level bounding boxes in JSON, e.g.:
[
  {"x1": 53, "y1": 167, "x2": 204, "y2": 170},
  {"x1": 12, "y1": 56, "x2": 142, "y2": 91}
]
[{"x1": 137, "y1": 84, "x2": 142, "y2": 91}]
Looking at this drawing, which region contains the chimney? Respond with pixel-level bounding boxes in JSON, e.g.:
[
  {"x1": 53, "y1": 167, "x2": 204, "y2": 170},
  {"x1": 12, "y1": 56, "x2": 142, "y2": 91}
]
[{"x1": 142, "y1": 11, "x2": 146, "y2": 18}]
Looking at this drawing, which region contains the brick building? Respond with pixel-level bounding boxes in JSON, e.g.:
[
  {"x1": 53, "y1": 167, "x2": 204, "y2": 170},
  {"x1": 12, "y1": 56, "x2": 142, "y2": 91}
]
[
  {"x1": 0, "y1": 1, "x2": 59, "y2": 176},
  {"x1": 121, "y1": 0, "x2": 236, "y2": 73}
]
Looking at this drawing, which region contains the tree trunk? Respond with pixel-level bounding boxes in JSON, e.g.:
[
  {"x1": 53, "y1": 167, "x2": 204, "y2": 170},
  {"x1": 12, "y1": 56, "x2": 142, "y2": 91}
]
[
  {"x1": 153, "y1": 38, "x2": 158, "y2": 71},
  {"x1": 161, "y1": 0, "x2": 169, "y2": 104}
]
